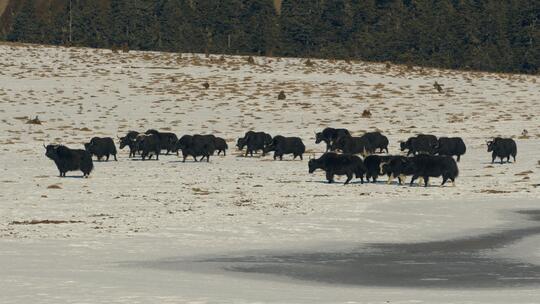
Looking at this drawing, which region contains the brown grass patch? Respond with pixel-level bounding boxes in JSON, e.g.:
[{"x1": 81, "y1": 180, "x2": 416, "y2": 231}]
[
  {"x1": 361, "y1": 109, "x2": 372, "y2": 118},
  {"x1": 477, "y1": 189, "x2": 512, "y2": 194},
  {"x1": 192, "y1": 187, "x2": 210, "y2": 195}
]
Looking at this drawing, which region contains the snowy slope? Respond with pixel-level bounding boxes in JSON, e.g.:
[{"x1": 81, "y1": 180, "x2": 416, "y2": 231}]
[{"x1": 0, "y1": 42, "x2": 539, "y2": 303}]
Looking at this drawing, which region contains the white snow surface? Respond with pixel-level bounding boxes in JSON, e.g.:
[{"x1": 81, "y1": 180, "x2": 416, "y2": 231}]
[{"x1": 0, "y1": 43, "x2": 539, "y2": 303}]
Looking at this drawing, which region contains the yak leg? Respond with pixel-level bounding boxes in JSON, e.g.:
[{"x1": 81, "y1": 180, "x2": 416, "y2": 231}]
[
  {"x1": 344, "y1": 172, "x2": 353, "y2": 185},
  {"x1": 410, "y1": 175, "x2": 418, "y2": 186},
  {"x1": 424, "y1": 176, "x2": 429, "y2": 187},
  {"x1": 441, "y1": 176, "x2": 448, "y2": 187},
  {"x1": 398, "y1": 174, "x2": 406, "y2": 185},
  {"x1": 387, "y1": 174, "x2": 394, "y2": 185},
  {"x1": 326, "y1": 171, "x2": 334, "y2": 183}
]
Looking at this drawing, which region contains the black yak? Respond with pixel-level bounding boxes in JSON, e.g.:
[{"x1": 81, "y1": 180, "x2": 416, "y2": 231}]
[
  {"x1": 214, "y1": 137, "x2": 228, "y2": 156},
  {"x1": 118, "y1": 131, "x2": 140, "y2": 158},
  {"x1": 407, "y1": 154, "x2": 459, "y2": 187},
  {"x1": 263, "y1": 135, "x2": 305, "y2": 160},
  {"x1": 145, "y1": 129, "x2": 178, "y2": 155},
  {"x1": 332, "y1": 135, "x2": 373, "y2": 156},
  {"x1": 434, "y1": 137, "x2": 466, "y2": 162},
  {"x1": 363, "y1": 155, "x2": 395, "y2": 183},
  {"x1": 361, "y1": 132, "x2": 389, "y2": 153},
  {"x1": 308, "y1": 152, "x2": 366, "y2": 185},
  {"x1": 236, "y1": 131, "x2": 272, "y2": 157},
  {"x1": 380, "y1": 156, "x2": 420, "y2": 185},
  {"x1": 84, "y1": 137, "x2": 117, "y2": 161},
  {"x1": 400, "y1": 134, "x2": 438, "y2": 156},
  {"x1": 136, "y1": 134, "x2": 161, "y2": 160},
  {"x1": 44, "y1": 144, "x2": 93, "y2": 177},
  {"x1": 315, "y1": 128, "x2": 351, "y2": 152},
  {"x1": 177, "y1": 134, "x2": 216, "y2": 162},
  {"x1": 487, "y1": 137, "x2": 517, "y2": 164}
]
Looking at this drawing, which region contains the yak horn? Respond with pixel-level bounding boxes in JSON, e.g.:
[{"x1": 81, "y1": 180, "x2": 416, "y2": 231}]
[{"x1": 43, "y1": 144, "x2": 46, "y2": 149}]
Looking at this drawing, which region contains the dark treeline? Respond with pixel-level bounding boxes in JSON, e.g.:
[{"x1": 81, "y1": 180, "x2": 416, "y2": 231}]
[{"x1": 1, "y1": 0, "x2": 538, "y2": 74}]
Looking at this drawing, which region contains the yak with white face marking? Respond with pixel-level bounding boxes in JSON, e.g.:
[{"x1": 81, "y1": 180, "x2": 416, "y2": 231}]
[
  {"x1": 380, "y1": 156, "x2": 420, "y2": 185},
  {"x1": 364, "y1": 155, "x2": 394, "y2": 183}
]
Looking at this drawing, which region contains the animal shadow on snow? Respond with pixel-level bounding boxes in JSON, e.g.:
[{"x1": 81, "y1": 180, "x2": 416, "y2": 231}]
[
  {"x1": 59, "y1": 175, "x2": 86, "y2": 179},
  {"x1": 129, "y1": 158, "x2": 160, "y2": 162}
]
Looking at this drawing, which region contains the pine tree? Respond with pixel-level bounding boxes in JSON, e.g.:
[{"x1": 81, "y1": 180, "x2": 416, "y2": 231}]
[
  {"x1": 348, "y1": 0, "x2": 377, "y2": 59},
  {"x1": 192, "y1": 0, "x2": 244, "y2": 54},
  {"x1": 72, "y1": 0, "x2": 111, "y2": 48},
  {"x1": 237, "y1": 0, "x2": 279, "y2": 55},
  {"x1": 8, "y1": 0, "x2": 42, "y2": 43},
  {"x1": 159, "y1": 0, "x2": 203, "y2": 52},
  {"x1": 317, "y1": 0, "x2": 353, "y2": 58},
  {"x1": 279, "y1": 0, "x2": 322, "y2": 57}
]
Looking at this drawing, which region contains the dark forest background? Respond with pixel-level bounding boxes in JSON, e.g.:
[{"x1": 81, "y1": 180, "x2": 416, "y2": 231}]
[{"x1": 1, "y1": 0, "x2": 538, "y2": 74}]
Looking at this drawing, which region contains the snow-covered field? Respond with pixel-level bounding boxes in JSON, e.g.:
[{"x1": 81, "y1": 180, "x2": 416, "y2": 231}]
[{"x1": 0, "y1": 42, "x2": 539, "y2": 303}]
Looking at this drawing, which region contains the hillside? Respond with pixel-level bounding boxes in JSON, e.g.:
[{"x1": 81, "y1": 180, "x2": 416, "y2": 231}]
[
  {"x1": 1, "y1": 0, "x2": 538, "y2": 74},
  {"x1": 0, "y1": 43, "x2": 539, "y2": 303}
]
